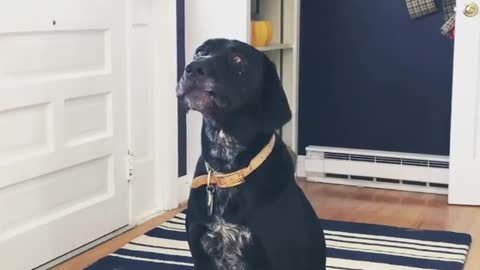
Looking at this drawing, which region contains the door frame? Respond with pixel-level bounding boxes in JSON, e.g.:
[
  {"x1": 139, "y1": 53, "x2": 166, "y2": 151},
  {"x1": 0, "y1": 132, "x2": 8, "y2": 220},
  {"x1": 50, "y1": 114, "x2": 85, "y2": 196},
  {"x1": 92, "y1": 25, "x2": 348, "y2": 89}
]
[
  {"x1": 149, "y1": 0, "x2": 184, "y2": 213},
  {"x1": 125, "y1": 0, "x2": 188, "y2": 220},
  {"x1": 126, "y1": 0, "x2": 183, "y2": 222},
  {"x1": 448, "y1": 1, "x2": 480, "y2": 205}
]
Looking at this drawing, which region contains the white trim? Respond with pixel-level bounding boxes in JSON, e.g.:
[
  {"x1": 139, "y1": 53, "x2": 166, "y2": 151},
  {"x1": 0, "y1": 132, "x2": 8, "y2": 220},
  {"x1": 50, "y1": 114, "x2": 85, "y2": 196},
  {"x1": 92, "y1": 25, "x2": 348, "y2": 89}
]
[
  {"x1": 34, "y1": 225, "x2": 134, "y2": 270},
  {"x1": 124, "y1": 0, "x2": 182, "y2": 222},
  {"x1": 306, "y1": 145, "x2": 449, "y2": 162},
  {"x1": 296, "y1": 155, "x2": 306, "y2": 177},
  {"x1": 151, "y1": 0, "x2": 180, "y2": 211},
  {"x1": 290, "y1": 0, "x2": 301, "y2": 153},
  {"x1": 448, "y1": 0, "x2": 480, "y2": 206},
  {"x1": 178, "y1": 174, "x2": 193, "y2": 205},
  {"x1": 125, "y1": 0, "x2": 134, "y2": 226},
  {"x1": 305, "y1": 147, "x2": 449, "y2": 195},
  {"x1": 307, "y1": 159, "x2": 449, "y2": 184},
  {"x1": 309, "y1": 177, "x2": 448, "y2": 195},
  {"x1": 256, "y1": 43, "x2": 293, "y2": 52},
  {"x1": 245, "y1": 0, "x2": 252, "y2": 44},
  {"x1": 134, "y1": 208, "x2": 167, "y2": 225}
]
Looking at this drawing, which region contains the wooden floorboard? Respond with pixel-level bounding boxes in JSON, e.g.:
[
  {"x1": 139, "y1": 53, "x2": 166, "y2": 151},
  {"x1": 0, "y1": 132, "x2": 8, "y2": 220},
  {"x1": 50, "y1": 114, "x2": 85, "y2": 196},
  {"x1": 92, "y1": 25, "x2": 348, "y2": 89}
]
[
  {"x1": 297, "y1": 181, "x2": 480, "y2": 270},
  {"x1": 52, "y1": 181, "x2": 479, "y2": 269},
  {"x1": 51, "y1": 207, "x2": 185, "y2": 270}
]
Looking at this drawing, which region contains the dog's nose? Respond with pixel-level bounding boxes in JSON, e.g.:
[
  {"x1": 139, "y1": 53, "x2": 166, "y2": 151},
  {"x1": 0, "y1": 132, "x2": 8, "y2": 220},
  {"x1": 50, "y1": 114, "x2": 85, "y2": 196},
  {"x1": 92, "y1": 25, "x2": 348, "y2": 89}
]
[{"x1": 185, "y1": 61, "x2": 207, "y2": 77}]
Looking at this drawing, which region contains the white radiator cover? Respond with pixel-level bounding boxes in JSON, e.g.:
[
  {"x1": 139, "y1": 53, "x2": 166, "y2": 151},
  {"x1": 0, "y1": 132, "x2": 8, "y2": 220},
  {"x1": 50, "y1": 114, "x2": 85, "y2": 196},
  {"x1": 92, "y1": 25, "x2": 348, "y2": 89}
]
[{"x1": 305, "y1": 146, "x2": 449, "y2": 194}]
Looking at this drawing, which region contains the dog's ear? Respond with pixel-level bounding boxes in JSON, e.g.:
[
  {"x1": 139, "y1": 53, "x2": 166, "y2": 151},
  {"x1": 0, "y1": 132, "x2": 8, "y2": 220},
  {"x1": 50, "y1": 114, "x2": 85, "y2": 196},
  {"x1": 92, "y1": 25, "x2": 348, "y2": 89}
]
[{"x1": 260, "y1": 55, "x2": 292, "y2": 132}]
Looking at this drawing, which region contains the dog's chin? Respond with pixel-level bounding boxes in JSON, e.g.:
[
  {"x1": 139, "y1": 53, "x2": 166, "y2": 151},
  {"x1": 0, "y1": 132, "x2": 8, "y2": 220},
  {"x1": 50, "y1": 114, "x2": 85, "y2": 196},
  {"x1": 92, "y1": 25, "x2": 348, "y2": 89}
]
[{"x1": 183, "y1": 90, "x2": 217, "y2": 115}]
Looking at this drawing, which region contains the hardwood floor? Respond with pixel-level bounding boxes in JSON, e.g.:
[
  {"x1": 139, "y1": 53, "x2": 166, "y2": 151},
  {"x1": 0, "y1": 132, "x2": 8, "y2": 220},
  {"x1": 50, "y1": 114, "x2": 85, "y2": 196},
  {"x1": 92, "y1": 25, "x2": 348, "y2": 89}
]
[
  {"x1": 53, "y1": 181, "x2": 479, "y2": 270},
  {"x1": 297, "y1": 181, "x2": 480, "y2": 270},
  {"x1": 51, "y1": 207, "x2": 186, "y2": 270}
]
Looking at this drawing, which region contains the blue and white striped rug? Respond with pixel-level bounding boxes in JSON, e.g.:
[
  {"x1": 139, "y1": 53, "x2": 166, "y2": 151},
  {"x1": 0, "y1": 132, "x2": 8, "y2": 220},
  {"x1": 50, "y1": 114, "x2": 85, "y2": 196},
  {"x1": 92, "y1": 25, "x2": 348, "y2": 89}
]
[{"x1": 87, "y1": 212, "x2": 471, "y2": 270}]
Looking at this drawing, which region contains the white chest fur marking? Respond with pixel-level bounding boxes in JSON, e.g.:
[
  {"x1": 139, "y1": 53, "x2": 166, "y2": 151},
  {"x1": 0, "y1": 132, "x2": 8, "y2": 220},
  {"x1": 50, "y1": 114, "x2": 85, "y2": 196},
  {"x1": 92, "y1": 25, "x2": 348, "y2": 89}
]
[
  {"x1": 200, "y1": 189, "x2": 252, "y2": 270},
  {"x1": 200, "y1": 217, "x2": 253, "y2": 270},
  {"x1": 208, "y1": 129, "x2": 245, "y2": 170}
]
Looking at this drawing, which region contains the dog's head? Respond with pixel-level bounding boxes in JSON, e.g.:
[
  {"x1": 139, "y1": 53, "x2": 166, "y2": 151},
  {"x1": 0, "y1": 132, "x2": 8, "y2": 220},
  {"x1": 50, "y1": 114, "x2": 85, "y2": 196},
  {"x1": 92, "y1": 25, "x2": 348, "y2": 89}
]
[{"x1": 176, "y1": 38, "x2": 291, "y2": 132}]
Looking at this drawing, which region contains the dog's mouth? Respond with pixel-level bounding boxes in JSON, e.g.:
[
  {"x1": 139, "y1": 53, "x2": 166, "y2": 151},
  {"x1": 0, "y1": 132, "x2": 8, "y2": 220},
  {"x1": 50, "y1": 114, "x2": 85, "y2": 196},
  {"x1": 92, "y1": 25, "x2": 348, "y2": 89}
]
[
  {"x1": 176, "y1": 78, "x2": 221, "y2": 112},
  {"x1": 177, "y1": 76, "x2": 214, "y2": 95}
]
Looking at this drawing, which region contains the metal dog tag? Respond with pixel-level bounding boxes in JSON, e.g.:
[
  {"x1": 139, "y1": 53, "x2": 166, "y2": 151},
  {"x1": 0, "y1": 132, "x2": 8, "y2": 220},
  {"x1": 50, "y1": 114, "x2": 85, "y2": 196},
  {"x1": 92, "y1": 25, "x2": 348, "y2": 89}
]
[
  {"x1": 206, "y1": 185, "x2": 215, "y2": 216},
  {"x1": 206, "y1": 168, "x2": 215, "y2": 216}
]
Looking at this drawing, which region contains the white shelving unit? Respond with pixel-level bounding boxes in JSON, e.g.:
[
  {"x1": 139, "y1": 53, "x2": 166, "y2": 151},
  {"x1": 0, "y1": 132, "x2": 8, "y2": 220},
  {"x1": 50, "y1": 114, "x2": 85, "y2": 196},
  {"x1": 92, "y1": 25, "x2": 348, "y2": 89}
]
[
  {"x1": 249, "y1": 0, "x2": 301, "y2": 153},
  {"x1": 256, "y1": 43, "x2": 294, "y2": 52}
]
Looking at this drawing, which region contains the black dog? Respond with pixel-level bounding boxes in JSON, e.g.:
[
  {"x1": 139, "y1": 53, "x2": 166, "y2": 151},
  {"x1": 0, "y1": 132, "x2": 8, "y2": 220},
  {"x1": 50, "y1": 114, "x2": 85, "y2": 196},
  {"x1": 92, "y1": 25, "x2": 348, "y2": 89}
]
[{"x1": 176, "y1": 38, "x2": 326, "y2": 270}]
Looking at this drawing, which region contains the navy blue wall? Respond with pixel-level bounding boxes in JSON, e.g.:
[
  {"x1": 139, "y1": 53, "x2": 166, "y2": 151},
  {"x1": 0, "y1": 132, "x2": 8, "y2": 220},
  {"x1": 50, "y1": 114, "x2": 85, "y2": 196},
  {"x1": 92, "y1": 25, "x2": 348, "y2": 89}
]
[{"x1": 298, "y1": 0, "x2": 454, "y2": 156}]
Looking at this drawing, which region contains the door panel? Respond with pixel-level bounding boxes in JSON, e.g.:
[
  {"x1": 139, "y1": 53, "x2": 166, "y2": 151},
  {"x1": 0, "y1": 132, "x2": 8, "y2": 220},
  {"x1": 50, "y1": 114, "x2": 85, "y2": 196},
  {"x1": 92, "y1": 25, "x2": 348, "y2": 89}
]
[{"x1": 0, "y1": 1, "x2": 129, "y2": 269}]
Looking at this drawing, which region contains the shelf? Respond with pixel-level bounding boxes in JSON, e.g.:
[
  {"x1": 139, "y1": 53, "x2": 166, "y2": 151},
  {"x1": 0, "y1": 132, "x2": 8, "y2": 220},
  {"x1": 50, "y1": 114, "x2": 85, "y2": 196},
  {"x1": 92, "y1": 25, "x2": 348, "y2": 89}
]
[{"x1": 255, "y1": 43, "x2": 293, "y2": 52}]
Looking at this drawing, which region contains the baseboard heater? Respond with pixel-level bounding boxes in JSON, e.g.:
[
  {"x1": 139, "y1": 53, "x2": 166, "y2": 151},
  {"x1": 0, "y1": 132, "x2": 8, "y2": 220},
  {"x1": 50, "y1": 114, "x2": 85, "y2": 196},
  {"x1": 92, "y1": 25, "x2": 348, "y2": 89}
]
[{"x1": 305, "y1": 146, "x2": 449, "y2": 194}]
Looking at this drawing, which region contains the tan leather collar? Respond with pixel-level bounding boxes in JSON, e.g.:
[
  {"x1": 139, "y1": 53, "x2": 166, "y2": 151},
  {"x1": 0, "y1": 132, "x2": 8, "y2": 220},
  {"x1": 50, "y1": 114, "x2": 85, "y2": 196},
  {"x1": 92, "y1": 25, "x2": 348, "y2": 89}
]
[{"x1": 191, "y1": 135, "x2": 276, "y2": 189}]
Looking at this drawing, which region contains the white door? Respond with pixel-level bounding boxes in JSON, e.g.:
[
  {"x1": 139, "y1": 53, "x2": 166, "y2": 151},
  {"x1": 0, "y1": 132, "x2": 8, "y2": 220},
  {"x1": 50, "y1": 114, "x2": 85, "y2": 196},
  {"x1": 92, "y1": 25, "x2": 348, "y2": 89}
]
[
  {"x1": 0, "y1": 1, "x2": 130, "y2": 269},
  {"x1": 449, "y1": 1, "x2": 480, "y2": 205}
]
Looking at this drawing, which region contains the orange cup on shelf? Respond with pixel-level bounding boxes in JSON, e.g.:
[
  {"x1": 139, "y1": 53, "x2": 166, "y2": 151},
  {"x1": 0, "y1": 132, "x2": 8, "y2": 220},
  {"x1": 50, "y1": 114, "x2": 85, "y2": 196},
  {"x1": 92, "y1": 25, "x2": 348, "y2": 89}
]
[{"x1": 251, "y1": 20, "x2": 273, "y2": 47}]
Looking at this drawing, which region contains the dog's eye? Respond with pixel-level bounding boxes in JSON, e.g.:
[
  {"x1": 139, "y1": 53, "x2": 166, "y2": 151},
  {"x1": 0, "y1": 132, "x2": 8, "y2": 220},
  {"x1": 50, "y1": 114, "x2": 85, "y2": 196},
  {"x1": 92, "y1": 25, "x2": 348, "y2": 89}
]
[
  {"x1": 195, "y1": 47, "x2": 207, "y2": 57},
  {"x1": 232, "y1": 55, "x2": 243, "y2": 64}
]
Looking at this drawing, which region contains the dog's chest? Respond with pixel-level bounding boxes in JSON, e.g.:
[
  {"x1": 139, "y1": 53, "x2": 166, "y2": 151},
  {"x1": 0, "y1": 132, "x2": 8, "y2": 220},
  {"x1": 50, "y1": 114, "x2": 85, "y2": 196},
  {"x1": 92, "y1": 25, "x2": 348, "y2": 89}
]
[
  {"x1": 200, "y1": 190, "x2": 253, "y2": 270},
  {"x1": 201, "y1": 218, "x2": 252, "y2": 270},
  {"x1": 206, "y1": 129, "x2": 245, "y2": 170}
]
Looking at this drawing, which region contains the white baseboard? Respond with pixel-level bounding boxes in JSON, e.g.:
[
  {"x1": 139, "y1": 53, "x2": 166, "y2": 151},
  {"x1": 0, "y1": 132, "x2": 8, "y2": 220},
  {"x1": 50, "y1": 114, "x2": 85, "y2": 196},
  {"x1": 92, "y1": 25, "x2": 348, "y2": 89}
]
[
  {"x1": 307, "y1": 176, "x2": 448, "y2": 194},
  {"x1": 134, "y1": 207, "x2": 167, "y2": 224},
  {"x1": 177, "y1": 174, "x2": 193, "y2": 205},
  {"x1": 296, "y1": 155, "x2": 306, "y2": 178},
  {"x1": 34, "y1": 225, "x2": 134, "y2": 270},
  {"x1": 132, "y1": 174, "x2": 191, "y2": 224},
  {"x1": 304, "y1": 146, "x2": 449, "y2": 194}
]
